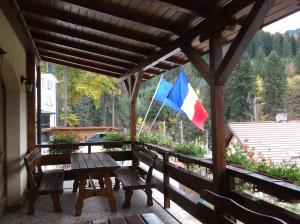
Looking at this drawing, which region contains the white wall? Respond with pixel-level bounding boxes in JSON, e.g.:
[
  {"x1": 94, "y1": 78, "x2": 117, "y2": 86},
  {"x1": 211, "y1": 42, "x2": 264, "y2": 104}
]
[{"x1": 0, "y1": 9, "x2": 27, "y2": 206}]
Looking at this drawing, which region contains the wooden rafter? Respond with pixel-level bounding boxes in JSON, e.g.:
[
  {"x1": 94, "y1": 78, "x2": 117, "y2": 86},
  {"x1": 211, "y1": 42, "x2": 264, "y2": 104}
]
[
  {"x1": 216, "y1": 0, "x2": 275, "y2": 85},
  {"x1": 35, "y1": 41, "x2": 134, "y2": 69},
  {"x1": 17, "y1": 0, "x2": 167, "y2": 47},
  {"x1": 180, "y1": 45, "x2": 211, "y2": 85},
  {"x1": 131, "y1": 72, "x2": 143, "y2": 103},
  {"x1": 62, "y1": 0, "x2": 181, "y2": 34},
  {"x1": 25, "y1": 16, "x2": 154, "y2": 56},
  {"x1": 120, "y1": 0, "x2": 255, "y2": 80},
  {"x1": 30, "y1": 29, "x2": 144, "y2": 63},
  {"x1": 151, "y1": 0, "x2": 211, "y2": 18},
  {"x1": 39, "y1": 50, "x2": 127, "y2": 75},
  {"x1": 41, "y1": 56, "x2": 121, "y2": 78}
]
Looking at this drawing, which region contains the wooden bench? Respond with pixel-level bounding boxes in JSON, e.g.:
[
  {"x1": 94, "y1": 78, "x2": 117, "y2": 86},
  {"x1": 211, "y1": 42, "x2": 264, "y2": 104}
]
[
  {"x1": 114, "y1": 148, "x2": 158, "y2": 208},
  {"x1": 77, "y1": 213, "x2": 163, "y2": 224},
  {"x1": 200, "y1": 189, "x2": 287, "y2": 224},
  {"x1": 24, "y1": 147, "x2": 64, "y2": 215}
]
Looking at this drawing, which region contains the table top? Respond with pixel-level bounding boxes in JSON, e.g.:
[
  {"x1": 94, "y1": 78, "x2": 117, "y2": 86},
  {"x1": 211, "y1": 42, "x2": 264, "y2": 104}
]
[{"x1": 70, "y1": 152, "x2": 120, "y2": 172}]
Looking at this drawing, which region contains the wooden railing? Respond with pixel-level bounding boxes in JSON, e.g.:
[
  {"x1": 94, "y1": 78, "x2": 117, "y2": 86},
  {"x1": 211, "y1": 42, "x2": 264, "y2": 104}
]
[{"x1": 37, "y1": 141, "x2": 300, "y2": 224}]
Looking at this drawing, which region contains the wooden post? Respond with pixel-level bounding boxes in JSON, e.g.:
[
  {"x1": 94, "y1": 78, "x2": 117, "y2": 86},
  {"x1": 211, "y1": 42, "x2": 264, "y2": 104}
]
[
  {"x1": 163, "y1": 152, "x2": 170, "y2": 208},
  {"x1": 130, "y1": 100, "x2": 136, "y2": 146},
  {"x1": 26, "y1": 52, "x2": 36, "y2": 151},
  {"x1": 36, "y1": 65, "x2": 42, "y2": 145},
  {"x1": 209, "y1": 35, "x2": 227, "y2": 194}
]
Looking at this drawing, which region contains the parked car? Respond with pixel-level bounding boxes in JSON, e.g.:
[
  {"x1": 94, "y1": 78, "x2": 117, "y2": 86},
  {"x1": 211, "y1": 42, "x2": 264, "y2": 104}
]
[{"x1": 85, "y1": 133, "x2": 106, "y2": 142}]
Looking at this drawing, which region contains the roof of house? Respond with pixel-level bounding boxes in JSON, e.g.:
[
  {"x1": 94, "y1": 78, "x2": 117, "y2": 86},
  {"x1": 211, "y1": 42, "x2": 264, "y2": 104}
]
[
  {"x1": 3, "y1": 0, "x2": 300, "y2": 80},
  {"x1": 229, "y1": 121, "x2": 300, "y2": 165}
]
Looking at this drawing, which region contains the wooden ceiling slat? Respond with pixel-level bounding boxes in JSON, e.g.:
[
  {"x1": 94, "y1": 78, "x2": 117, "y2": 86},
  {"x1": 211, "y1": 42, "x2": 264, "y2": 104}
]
[
  {"x1": 25, "y1": 16, "x2": 155, "y2": 56},
  {"x1": 39, "y1": 49, "x2": 128, "y2": 75},
  {"x1": 62, "y1": 0, "x2": 182, "y2": 34},
  {"x1": 120, "y1": 0, "x2": 256, "y2": 80},
  {"x1": 151, "y1": 0, "x2": 211, "y2": 18},
  {"x1": 30, "y1": 29, "x2": 144, "y2": 63},
  {"x1": 41, "y1": 56, "x2": 121, "y2": 78},
  {"x1": 17, "y1": 0, "x2": 167, "y2": 47},
  {"x1": 35, "y1": 41, "x2": 134, "y2": 70}
]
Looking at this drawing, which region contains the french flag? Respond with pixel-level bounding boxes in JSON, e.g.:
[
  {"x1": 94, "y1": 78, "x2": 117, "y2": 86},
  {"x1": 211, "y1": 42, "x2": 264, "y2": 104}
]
[{"x1": 167, "y1": 70, "x2": 208, "y2": 129}]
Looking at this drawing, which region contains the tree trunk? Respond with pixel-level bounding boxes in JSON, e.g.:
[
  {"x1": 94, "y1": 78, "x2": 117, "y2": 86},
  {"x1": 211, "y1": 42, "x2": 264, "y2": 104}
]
[
  {"x1": 63, "y1": 66, "x2": 68, "y2": 127},
  {"x1": 112, "y1": 95, "x2": 115, "y2": 127}
]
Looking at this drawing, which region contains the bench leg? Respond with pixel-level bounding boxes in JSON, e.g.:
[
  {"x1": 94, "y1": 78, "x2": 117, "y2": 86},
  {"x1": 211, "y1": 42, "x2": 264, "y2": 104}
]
[
  {"x1": 113, "y1": 177, "x2": 120, "y2": 191},
  {"x1": 73, "y1": 179, "x2": 79, "y2": 193},
  {"x1": 51, "y1": 193, "x2": 62, "y2": 212},
  {"x1": 123, "y1": 190, "x2": 133, "y2": 209},
  {"x1": 27, "y1": 192, "x2": 37, "y2": 215},
  {"x1": 145, "y1": 187, "x2": 153, "y2": 206},
  {"x1": 104, "y1": 174, "x2": 117, "y2": 213}
]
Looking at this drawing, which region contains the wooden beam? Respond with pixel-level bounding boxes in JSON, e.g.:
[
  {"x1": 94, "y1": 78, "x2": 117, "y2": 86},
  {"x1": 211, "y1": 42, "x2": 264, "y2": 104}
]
[
  {"x1": 18, "y1": 0, "x2": 165, "y2": 47},
  {"x1": 40, "y1": 56, "x2": 121, "y2": 78},
  {"x1": 26, "y1": 52, "x2": 36, "y2": 151},
  {"x1": 0, "y1": 0, "x2": 40, "y2": 60},
  {"x1": 62, "y1": 0, "x2": 181, "y2": 34},
  {"x1": 131, "y1": 72, "x2": 143, "y2": 103},
  {"x1": 181, "y1": 45, "x2": 212, "y2": 86},
  {"x1": 30, "y1": 29, "x2": 143, "y2": 63},
  {"x1": 39, "y1": 49, "x2": 127, "y2": 75},
  {"x1": 25, "y1": 16, "x2": 154, "y2": 56},
  {"x1": 151, "y1": 0, "x2": 211, "y2": 18},
  {"x1": 36, "y1": 65, "x2": 42, "y2": 144},
  {"x1": 209, "y1": 35, "x2": 227, "y2": 194},
  {"x1": 123, "y1": 79, "x2": 131, "y2": 97},
  {"x1": 35, "y1": 41, "x2": 135, "y2": 69},
  {"x1": 130, "y1": 101, "x2": 137, "y2": 145},
  {"x1": 216, "y1": 0, "x2": 274, "y2": 85},
  {"x1": 119, "y1": 0, "x2": 255, "y2": 80}
]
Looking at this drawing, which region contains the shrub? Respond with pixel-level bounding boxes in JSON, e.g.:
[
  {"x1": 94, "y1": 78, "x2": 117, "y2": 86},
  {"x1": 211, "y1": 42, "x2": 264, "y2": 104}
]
[
  {"x1": 139, "y1": 134, "x2": 174, "y2": 148},
  {"x1": 174, "y1": 143, "x2": 206, "y2": 158},
  {"x1": 49, "y1": 132, "x2": 78, "y2": 154},
  {"x1": 104, "y1": 132, "x2": 130, "y2": 142}
]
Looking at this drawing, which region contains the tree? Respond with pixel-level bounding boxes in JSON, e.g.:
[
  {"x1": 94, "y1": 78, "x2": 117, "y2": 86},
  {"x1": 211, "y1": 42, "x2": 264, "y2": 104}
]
[
  {"x1": 295, "y1": 50, "x2": 300, "y2": 74},
  {"x1": 262, "y1": 51, "x2": 287, "y2": 119},
  {"x1": 272, "y1": 32, "x2": 283, "y2": 56},
  {"x1": 282, "y1": 33, "x2": 292, "y2": 58},
  {"x1": 225, "y1": 52, "x2": 255, "y2": 122},
  {"x1": 286, "y1": 75, "x2": 300, "y2": 120}
]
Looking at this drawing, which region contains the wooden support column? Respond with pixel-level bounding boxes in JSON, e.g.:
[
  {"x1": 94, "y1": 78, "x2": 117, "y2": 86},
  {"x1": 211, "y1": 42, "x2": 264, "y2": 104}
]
[
  {"x1": 26, "y1": 52, "x2": 36, "y2": 151},
  {"x1": 36, "y1": 65, "x2": 42, "y2": 145},
  {"x1": 209, "y1": 35, "x2": 227, "y2": 194}
]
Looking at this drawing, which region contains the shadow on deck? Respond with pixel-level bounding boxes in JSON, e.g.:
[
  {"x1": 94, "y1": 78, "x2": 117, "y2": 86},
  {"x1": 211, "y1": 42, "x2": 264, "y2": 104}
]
[{"x1": 1, "y1": 181, "x2": 200, "y2": 224}]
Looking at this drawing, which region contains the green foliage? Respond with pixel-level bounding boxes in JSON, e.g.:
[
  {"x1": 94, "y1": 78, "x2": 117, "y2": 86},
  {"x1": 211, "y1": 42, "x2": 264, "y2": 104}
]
[
  {"x1": 262, "y1": 51, "x2": 287, "y2": 120},
  {"x1": 139, "y1": 134, "x2": 174, "y2": 148},
  {"x1": 226, "y1": 143, "x2": 300, "y2": 185},
  {"x1": 49, "y1": 132, "x2": 78, "y2": 154},
  {"x1": 104, "y1": 132, "x2": 130, "y2": 142},
  {"x1": 174, "y1": 143, "x2": 206, "y2": 158},
  {"x1": 295, "y1": 50, "x2": 300, "y2": 74},
  {"x1": 59, "y1": 107, "x2": 80, "y2": 127},
  {"x1": 287, "y1": 75, "x2": 300, "y2": 119}
]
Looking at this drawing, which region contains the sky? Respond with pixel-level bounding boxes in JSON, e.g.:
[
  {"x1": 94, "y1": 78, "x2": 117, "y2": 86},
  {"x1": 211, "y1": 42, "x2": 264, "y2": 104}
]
[{"x1": 263, "y1": 11, "x2": 300, "y2": 33}]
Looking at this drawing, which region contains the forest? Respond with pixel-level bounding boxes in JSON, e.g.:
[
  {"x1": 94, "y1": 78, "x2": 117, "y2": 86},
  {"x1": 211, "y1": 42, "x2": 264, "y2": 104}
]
[{"x1": 41, "y1": 30, "x2": 300, "y2": 144}]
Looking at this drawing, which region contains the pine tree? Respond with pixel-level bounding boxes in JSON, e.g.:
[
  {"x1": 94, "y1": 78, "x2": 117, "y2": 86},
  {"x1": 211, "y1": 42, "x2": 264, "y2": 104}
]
[
  {"x1": 295, "y1": 50, "x2": 300, "y2": 74},
  {"x1": 262, "y1": 51, "x2": 287, "y2": 119},
  {"x1": 272, "y1": 32, "x2": 283, "y2": 56},
  {"x1": 282, "y1": 33, "x2": 292, "y2": 57},
  {"x1": 225, "y1": 52, "x2": 255, "y2": 122}
]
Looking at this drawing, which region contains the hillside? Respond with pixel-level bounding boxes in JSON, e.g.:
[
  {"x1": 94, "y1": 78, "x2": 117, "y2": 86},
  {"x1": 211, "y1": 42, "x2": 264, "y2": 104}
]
[{"x1": 287, "y1": 28, "x2": 300, "y2": 35}]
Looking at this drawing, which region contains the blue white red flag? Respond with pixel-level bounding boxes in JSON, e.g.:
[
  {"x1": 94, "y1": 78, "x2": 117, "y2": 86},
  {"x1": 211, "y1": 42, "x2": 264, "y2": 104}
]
[
  {"x1": 167, "y1": 70, "x2": 208, "y2": 129},
  {"x1": 154, "y1": 79, "x2": 184, "y2": 114}
]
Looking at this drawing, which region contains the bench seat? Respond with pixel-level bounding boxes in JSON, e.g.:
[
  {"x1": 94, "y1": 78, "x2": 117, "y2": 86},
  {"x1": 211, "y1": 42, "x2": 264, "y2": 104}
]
[{"x1": 37, "y1": 170, "x2": 64, "y2": 195}]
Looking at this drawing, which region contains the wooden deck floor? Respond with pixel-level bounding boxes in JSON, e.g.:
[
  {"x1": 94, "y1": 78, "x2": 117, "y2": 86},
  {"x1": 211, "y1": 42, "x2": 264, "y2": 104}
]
[{"x1": 1, "y1": 181, "x2": 200, "y2": 224}]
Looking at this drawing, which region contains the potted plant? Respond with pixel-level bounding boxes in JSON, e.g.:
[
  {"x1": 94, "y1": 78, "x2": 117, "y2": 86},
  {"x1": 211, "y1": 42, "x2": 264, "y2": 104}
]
[{"x1": 49, "y1": 132, "x2": 79, "y2": 155}]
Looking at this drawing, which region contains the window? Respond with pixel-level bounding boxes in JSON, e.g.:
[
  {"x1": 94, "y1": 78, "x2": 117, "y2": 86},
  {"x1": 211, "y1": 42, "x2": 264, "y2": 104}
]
[{"x1": 47, "y1": 80, "x2": 52, "y2": 90}]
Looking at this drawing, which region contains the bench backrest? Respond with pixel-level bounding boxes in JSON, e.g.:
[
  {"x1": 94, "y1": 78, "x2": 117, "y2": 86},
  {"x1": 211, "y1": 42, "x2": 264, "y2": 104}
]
[
  {"x1": 132, "y1": 147, "x2": 158, "y2": 184},
  {"x1": 200, "y1": 189, "x2": 287, "y2": 224},
  {"x1": 24, "y1": 147, "x2": 43, "y2": 190}
]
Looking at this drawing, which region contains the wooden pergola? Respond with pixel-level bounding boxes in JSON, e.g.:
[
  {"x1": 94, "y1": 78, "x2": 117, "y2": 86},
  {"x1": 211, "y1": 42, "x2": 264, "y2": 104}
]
[{"x1": 2, "y1": 0, "x2": 300, "y2": 196}]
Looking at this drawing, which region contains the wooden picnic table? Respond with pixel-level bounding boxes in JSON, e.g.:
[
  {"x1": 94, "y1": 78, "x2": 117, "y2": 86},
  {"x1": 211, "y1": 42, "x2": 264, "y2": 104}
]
[{"x1": 70, "y1": 152, "x2": 120, "y2": 216}]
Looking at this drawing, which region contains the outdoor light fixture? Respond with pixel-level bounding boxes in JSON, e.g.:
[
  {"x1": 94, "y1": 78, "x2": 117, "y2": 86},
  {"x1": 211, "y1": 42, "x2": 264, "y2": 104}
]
[
  {"x1": 0, "y1": 47, "x2": 7, "y2": 70},
  {"x1": 21, "y1": 75, "x2": 33, "y2": 93}
]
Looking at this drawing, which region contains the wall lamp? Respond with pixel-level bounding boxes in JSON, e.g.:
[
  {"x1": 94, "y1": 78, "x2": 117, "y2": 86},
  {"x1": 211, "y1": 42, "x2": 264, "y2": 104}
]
[
  {"x1": 21, "y1": 75, "x2": 33, "y2": 93},
  {"x1": 0, "y1": 47, "x2": 7, "y2": 70}
]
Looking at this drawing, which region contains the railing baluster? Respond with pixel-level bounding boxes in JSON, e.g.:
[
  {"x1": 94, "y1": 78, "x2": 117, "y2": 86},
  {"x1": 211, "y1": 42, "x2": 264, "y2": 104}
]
[
  {"x1": 163, "y1": 152, "x2": 170, "y2": 208},
  {"x1": 88, "y1": 144, "x2": 91, "y2": 154}
]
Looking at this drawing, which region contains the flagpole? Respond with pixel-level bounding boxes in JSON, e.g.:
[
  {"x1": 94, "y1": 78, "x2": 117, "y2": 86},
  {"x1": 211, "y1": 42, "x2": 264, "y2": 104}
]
[
  {"x1": 137, "y1": 74, "x2": 164, "y2": 137},
  {"x1": 147, "y1": 98, "x2": 167, "y2": 134}
]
